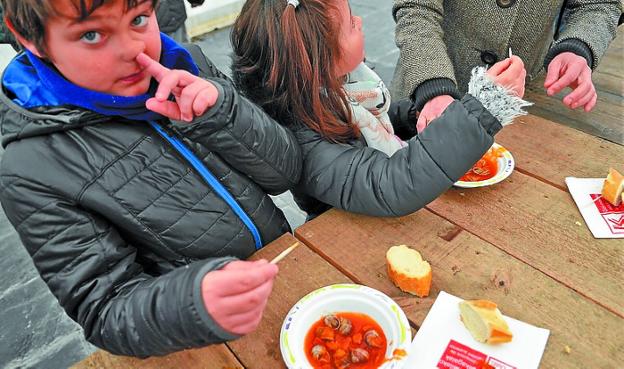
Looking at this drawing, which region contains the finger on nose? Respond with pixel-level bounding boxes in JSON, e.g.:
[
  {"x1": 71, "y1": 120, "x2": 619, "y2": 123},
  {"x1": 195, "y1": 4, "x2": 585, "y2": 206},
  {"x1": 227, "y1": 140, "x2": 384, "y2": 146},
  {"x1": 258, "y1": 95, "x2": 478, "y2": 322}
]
[
  {"x1": 136, "y1": 52, "x2": 170, "y2": 80},
  {"x1": 136, "y1": 52, "x2": 153, "y2": 67}
]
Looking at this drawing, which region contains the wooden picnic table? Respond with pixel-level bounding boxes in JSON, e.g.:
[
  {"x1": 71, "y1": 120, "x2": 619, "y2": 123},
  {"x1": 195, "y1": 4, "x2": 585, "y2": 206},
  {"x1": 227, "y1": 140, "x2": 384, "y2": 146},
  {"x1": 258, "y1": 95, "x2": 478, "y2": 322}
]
[{"x1": 72, "y1": 114, "x2": 623, "y2": 369}]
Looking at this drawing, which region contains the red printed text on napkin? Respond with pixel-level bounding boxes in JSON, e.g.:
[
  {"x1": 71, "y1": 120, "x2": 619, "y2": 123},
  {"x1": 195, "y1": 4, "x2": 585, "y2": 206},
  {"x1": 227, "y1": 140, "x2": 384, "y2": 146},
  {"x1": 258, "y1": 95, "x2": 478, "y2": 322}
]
[
  {"x1": 590, "y1": 194, "x2": 624, "y2": 235},
  {"x1": 437, "y1": 340, "x2": 516, "y2": 369}
]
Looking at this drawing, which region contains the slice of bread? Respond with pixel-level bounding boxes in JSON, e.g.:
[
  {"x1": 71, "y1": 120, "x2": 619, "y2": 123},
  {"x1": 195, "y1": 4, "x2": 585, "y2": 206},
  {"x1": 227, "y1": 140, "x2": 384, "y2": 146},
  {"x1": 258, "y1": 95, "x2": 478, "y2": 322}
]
[
  {"x1": 601, "y1": 168, "x2": 624, "y2": 206},
  {"x1": 459, "y1": 300, "x2": 513, "y2": 344},
  {"x1": 386, "y1": 245, "x2": 432, "y2": 297}
]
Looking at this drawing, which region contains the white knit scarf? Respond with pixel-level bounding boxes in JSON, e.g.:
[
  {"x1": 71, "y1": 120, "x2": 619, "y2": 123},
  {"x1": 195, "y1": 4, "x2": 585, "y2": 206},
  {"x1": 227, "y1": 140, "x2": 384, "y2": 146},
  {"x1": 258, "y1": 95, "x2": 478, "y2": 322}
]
[{"x1": 344, "y1": 62, "x2": 407, "y2": 157}]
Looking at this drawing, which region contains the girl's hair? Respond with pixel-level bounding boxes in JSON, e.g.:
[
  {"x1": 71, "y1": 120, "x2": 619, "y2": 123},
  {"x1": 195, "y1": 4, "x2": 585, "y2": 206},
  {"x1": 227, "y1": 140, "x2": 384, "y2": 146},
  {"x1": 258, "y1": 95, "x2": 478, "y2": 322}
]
[
  {"x1": 1, "y1": 0, "x2": 158, "y2": 56},
  {"x1": 231, "y1": 0, "x2": 357, "y2": 143}
]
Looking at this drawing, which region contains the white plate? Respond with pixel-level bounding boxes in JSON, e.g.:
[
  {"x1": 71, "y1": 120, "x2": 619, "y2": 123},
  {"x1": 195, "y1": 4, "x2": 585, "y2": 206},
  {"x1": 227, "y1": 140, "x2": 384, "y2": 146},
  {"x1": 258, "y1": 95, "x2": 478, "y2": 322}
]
[
  {"x1": 454, "y1": 143, "x2": 514, "y2": 188},
  {"x1": 279, "y1": 284, "x2": 411, "y2": 369}
]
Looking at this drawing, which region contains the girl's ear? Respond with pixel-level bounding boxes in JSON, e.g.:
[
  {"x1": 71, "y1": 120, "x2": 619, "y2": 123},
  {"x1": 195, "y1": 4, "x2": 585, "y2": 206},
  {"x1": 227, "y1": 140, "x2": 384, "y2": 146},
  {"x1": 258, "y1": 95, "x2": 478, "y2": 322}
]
[{"x1": 4, "y1": 17, "x2": 44, "y2": 58}]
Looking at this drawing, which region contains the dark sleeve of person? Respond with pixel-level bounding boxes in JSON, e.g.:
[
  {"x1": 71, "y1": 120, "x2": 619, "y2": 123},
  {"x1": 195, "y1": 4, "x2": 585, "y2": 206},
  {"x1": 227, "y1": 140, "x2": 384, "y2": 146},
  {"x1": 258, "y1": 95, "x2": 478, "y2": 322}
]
[
  {"x1": 0, "y1": 4, "x2": 21, "y2": 51},
  {"x1": 387, "y1": 98, "x2": 418, "y2": 140},
  {"x1": 544, "y1": 0, "x2": 621, "y2": 69},
  {"x1": 0, "y1": 177, "x2": 239, "y2": 358},
  {"x1": 293, "y1": 94, "x2": 501, "y2": 217},
  {"x1": 187, "y1": 0, "x2": 205, "y2": 6},
  {"x1": 170, "y1": 77, "x2": 302, "y2": 195},
  {"x1": 185, "y1": 43, "x2": 232, "y2": 81},
  {"x1": 412, "y1": 78, "x2": 462, "y2": 113}
]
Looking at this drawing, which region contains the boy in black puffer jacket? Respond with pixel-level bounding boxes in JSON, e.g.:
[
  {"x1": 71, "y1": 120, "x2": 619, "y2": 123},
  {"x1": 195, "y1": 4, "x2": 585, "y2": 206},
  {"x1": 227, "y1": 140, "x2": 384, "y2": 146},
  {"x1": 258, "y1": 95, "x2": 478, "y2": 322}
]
[{"x1": 0, "y1": 0, "x2": 301, "y2": 358}]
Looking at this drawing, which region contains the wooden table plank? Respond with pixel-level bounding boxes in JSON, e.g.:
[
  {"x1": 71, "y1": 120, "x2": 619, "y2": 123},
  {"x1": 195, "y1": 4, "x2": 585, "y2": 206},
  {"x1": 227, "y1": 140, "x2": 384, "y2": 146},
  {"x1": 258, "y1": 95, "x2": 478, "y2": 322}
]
[
  {"x1": 226, "y1": 233, "x2": 352, "y2": 369},
  {"x1": 427, "y1": 171, "x2": 624, "y2": 317},
  {"x1": 70, "y1": 345, "x2": 243, "y2": 369},
  {"x1": 496, "y1": 115, "x2": 623, "y2": 190},
  {"x1": 295, "y1": 208, "x2": 624, "y2": 368},
  {"x1": 525, "y1": 88, "x2": 624, "y2": 145}
]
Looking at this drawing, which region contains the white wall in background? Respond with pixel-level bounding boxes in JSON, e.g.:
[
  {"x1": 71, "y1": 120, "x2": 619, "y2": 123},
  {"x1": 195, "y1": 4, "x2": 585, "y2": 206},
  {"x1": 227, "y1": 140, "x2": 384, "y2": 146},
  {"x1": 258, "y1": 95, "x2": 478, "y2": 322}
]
[
  {"x1": 185, "y1": 0, "x2": 245, "y2": 38},
  {"x1": 0, "y1": 44, "x2": 17, "y2": 71}
]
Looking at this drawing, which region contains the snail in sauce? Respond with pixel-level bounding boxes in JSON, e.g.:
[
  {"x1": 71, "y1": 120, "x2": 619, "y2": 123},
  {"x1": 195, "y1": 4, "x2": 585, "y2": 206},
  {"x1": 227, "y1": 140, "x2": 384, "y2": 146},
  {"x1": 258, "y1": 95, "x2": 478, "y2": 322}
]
[{"x1": 305, "y1": 312, "x2": 387, "y2": 369}]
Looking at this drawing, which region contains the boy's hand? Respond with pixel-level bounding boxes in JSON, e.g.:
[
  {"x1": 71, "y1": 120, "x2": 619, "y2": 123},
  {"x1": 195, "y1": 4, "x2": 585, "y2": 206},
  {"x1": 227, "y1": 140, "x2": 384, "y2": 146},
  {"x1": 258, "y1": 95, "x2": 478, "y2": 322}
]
[
  {"x1": 487, "y1": 55, "x2": 526, "y2": 98},
  {"x1": 201, "y1": 259, "x2": 278, "y2": 335},
  {"x1": 544, "y1": 52, "x2": 596, "y2": 112},
  {"x1": 136, "y1": 52, "x2": 219, "y2": 122}
]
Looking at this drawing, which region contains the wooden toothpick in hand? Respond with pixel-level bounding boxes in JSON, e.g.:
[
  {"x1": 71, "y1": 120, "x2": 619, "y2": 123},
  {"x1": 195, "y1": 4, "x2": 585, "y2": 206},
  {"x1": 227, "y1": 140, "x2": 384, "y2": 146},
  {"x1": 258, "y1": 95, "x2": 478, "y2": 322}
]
[{"x1": 270, "y1": 242, "x2": 300, "y2": 264}]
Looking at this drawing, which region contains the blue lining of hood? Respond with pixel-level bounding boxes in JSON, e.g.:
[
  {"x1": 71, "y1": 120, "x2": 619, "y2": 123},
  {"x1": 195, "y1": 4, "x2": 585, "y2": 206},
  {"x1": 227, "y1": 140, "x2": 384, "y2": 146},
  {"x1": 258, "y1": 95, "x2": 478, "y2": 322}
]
[{"x1": 2, "y1": 33, "x2": 199, "y2": 121}]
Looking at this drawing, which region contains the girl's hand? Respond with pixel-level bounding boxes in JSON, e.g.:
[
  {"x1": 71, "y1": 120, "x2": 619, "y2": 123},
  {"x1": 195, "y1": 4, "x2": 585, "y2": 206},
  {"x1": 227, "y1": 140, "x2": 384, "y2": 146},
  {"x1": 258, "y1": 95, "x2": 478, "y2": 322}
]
[
  {"x1": 136, "y1": 52, "x2": 219, "y2": 122},
  {"x1": 544, "y1": 52, "x2": 596, "y2": 112},
  {"x1": 487, "y1": 55, "x2": 527, "y2": 98},
  {"x1": 200, "y1": 259, "x2": 278, "y2": 335},
  {"x1": 417, "y1": 95, "x2": 455, "y2": 133}
]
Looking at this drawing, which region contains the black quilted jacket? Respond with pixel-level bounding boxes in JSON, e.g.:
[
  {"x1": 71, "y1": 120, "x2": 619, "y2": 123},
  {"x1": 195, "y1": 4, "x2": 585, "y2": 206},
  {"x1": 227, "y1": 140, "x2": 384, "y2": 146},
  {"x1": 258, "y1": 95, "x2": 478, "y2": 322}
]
[
  {"x1": 156, "y1": 0, "x2": 205, "y2": 34},
  {"x1": 0, "y1": 46, "x2": 301, "y2": 357}
]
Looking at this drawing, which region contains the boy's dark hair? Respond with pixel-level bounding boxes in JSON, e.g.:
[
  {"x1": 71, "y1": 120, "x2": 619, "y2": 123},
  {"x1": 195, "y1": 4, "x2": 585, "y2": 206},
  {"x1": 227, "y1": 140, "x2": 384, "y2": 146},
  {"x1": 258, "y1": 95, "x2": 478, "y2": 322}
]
[
  {"x1": 0, "y1": 0, "x2": 158, "y2": 56},
  {"x1": 231, "y1": 0, "x2": 357, "y2": 143}
]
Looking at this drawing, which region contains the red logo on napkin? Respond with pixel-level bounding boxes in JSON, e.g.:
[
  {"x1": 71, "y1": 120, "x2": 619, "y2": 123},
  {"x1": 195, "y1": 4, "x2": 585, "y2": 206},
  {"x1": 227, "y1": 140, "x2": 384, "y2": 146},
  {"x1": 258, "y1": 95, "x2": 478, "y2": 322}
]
[
  {"x1": 437, "y1": 340, "x2": 516, "y2": 369},
  {"x1": 591, "y1": 194, "x2": 624, "y2": 234}
]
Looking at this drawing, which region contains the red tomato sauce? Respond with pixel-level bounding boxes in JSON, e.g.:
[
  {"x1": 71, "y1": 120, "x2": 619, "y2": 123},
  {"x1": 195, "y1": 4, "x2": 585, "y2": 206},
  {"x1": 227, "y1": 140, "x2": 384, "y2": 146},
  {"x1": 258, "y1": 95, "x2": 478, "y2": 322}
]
[
  {"x1": 304, "y1": 312, "x2": 387, "y2": 369},
  {"x1": 459, "y1": 147, "x2": 504, "y2": 182}
]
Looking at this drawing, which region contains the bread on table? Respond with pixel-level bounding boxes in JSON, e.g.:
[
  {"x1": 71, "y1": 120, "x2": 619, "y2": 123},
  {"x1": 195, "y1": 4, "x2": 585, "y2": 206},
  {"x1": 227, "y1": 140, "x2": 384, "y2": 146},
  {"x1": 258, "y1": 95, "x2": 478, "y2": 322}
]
[
  {"x1": 459, "y1": 300, "x2": 513, "y2": 344},
  {"x1": 386, "y1": 245, "x2": 432, "y2": 297},
  {"x1": 601, "y1": 168, "x2": 624, "y2": 206}
]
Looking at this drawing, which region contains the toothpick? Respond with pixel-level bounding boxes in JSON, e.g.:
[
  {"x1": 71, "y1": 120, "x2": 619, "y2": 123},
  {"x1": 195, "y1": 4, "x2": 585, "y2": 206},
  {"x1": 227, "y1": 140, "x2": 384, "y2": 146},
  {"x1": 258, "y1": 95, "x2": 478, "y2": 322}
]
[{"x1": 270, "y1": 242, "x2": 300, "y2": 264}]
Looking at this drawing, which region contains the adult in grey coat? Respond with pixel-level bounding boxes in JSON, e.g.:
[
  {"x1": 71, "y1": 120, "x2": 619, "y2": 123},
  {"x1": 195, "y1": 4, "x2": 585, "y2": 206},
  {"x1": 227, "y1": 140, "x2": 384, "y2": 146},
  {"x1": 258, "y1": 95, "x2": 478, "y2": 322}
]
[
  {"x1": 392, "y1": 0, "x2": 622, "y2": 132},
  {"x1": 156, "y1": 0, "x2": 204, "y2": 43}
]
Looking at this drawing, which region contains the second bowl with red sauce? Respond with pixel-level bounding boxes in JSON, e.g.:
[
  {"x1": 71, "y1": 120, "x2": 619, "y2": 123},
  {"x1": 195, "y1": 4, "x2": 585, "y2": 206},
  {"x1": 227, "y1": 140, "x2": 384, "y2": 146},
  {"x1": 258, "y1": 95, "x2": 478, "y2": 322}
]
[{"x1": 454, "y1": 143, "x2": 515, "y2": 188}]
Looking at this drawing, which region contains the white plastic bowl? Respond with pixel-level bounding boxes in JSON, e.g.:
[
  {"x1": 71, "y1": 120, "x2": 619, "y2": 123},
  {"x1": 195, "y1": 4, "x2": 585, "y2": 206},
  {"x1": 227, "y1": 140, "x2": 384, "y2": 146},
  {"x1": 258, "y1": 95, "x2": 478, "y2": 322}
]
[
  {"x1": 454, "y1": 142, "x2": 515, "y2": 188},
  {"x1": 279, "y1": 284, "x2": 411, "y2": 369}
]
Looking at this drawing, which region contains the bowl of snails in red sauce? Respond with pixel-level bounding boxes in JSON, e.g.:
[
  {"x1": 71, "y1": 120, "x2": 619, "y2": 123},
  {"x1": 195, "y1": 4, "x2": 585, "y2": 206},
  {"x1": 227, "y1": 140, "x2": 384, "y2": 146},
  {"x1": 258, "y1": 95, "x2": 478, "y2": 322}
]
[{"x1": 279, "y1": 284, "x2": 411, "y2": 369}]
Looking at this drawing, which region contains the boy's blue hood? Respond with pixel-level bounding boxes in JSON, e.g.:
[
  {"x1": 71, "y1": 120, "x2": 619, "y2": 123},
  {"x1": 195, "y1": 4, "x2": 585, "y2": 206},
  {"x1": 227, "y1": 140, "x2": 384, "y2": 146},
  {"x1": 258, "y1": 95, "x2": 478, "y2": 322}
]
[{"x1": 1, "y1": 33, "x2": 198, "y2": 122}]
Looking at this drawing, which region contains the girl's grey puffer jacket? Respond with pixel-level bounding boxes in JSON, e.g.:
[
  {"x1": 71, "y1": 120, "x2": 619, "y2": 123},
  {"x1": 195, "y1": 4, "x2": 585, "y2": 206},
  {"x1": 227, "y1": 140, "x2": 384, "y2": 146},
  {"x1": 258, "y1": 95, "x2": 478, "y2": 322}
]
[{"x1": 291, "y1": 68, "x2": 529, "y2": 219}]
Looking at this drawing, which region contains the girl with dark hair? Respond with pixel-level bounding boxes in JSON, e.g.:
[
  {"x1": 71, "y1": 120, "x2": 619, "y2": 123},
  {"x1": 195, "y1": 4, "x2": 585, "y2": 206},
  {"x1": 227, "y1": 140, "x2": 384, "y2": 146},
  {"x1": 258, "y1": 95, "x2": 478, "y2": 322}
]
[{"x1": 232, "y1": 0, "x2": 530, "y2": 218}]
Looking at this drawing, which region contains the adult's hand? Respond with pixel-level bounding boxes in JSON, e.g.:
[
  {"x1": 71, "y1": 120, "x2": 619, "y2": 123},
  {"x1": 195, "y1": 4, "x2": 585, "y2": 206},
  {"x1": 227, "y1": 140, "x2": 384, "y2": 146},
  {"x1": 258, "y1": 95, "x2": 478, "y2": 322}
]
[
  {"x1": 201, "y1": 259, "x2": 278, "y2": 335},
  {"x1": 544, "y1": 52, "x2": 596, "y2": 112},
  {"x1": 417, "y1": 95, "x2": 455, "y2": 133},
  {"x1": 487, "y1": 56, "x2": 526, "y2": 98},
  {"x1": 136, "y1": 52, "x2": 219, "y2": 122}
]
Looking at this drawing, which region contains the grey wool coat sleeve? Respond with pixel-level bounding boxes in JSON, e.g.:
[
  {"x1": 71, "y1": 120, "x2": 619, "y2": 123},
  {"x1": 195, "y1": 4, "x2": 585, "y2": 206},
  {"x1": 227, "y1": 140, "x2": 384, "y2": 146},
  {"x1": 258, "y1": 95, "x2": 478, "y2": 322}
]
[
  {"x1": 392, "y1": 0, "x2": 459, "y2": 106},
  {"x1": 293, "y1": 95, "x2": 502, "y2": 217},
  {"x1": 547, "y1": 0, "x2": 621, "y2": 69}
]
